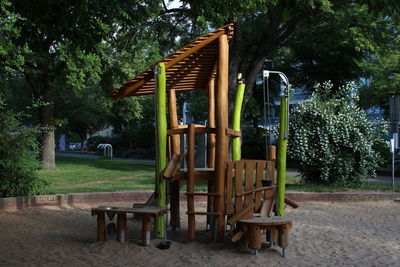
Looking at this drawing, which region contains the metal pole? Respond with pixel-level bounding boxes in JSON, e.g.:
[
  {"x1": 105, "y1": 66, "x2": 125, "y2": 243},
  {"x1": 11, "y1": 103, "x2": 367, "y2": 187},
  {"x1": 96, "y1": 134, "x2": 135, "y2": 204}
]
[{"x1": 393, "y1": 150, "x2": 395, "y2": 188}]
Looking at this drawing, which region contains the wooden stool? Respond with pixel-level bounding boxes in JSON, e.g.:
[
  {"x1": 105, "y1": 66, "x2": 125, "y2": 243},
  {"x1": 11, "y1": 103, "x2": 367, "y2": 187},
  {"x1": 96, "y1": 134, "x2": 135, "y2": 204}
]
[{"x1": 238, "y1": 216, "x2": 292, "y2": 257}]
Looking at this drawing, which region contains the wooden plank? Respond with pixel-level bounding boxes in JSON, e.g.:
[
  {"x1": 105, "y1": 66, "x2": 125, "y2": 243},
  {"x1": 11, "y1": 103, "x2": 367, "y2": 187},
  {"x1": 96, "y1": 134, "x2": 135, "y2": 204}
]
[
  {"x1": 225, "y1": 162, "x2": 234, "y2": 215},
  {"x1": 187, "y1": 123, "x2": 196, "y2": 241},
  {"x1": 227, "y1": 203, "x2": 255, "y2": 225},
  {"x1": 260, "y1": 196, "x2": 275, "y2": 217},
  {"x1": 244, "y1": 161, "x2": 256, "y2": 207},
  {"x1": 255, "y1": 161, "x2": 265, "y2": 210},
  {"x1": 267, "y1": 161, "x2": 275, "y2": 183},
  {"x1": 234, "y1": 161, "x2": 244, "y2": 212}
]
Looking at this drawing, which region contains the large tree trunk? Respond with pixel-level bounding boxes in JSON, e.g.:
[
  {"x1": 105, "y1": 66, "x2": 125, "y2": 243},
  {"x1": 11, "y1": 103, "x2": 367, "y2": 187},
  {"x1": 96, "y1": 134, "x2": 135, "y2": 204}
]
[
  {"x1": 40, "y1": 84, "x2": 56, "y2": 169},
  {"x1": 25, "y1": 69, "x2": 56, "y2": 170}
]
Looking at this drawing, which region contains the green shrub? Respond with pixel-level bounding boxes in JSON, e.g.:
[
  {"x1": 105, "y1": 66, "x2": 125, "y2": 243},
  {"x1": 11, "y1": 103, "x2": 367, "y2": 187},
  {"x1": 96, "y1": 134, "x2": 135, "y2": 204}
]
[
  {"x1": 0, "y1": 100, "x2": 45, "y2": 197},
  {"x1": 288, "y1": 82, "x2": 388, "y2": 187}
]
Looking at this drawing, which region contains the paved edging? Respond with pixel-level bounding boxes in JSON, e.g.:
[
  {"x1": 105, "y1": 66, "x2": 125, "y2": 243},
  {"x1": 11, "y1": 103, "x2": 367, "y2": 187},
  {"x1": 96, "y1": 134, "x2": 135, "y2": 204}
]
[{"x1": 1, "y1": 190, "x2": 399, "y2": 211}]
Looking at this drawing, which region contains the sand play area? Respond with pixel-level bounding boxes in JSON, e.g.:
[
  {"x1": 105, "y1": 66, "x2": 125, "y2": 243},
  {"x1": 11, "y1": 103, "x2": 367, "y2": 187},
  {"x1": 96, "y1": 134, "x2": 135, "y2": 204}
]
[{"x1": 0, "y1": 200, "x2": 399, "y2": 266}]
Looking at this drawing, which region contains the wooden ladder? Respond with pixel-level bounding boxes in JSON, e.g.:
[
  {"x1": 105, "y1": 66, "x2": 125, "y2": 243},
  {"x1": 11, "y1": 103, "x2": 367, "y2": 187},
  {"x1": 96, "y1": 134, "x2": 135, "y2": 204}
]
[{"x1": 186, "y1": 123, "x2": 221, "y2": 240}]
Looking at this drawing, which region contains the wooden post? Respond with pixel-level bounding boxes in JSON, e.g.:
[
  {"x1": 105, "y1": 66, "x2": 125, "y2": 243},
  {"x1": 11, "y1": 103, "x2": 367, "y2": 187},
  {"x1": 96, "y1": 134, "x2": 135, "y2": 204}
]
[
  {"x1": 117, "y1": 213, "x2": 127, "y2": 243},
  {"x1": 97, "y1": 212, "x2": 106, "y2": 241},
  {"x1": 249, "y1": 226, "x2": 261, "y2": 249},
  {"x1": 268, "y1": 145, "x2": 276, "y2": 161},
  {"x1": 214, "y1": 34, "x2": 229, "y2": 242},
  {"x1": 155, "y1": 63, "x2": 167, "y2": 238},
  {"x1": 208, "y1": 77, "x2": 216, "y2": 168},
  {"x1": 142, "y1": 215, "x2": 152, "y2": 246},
  {"x1": 187, "y1": 123, "x2": 196, "y2": 240},
  {"x1": 232, "y1": 80, "x2": 245, "y2": 161},
  {"x1": 207, "y1": 74, "x2": 216, "y2": 229},
  {"x1": 168, "y1": 89, "x2": 181, "y2": 229}
]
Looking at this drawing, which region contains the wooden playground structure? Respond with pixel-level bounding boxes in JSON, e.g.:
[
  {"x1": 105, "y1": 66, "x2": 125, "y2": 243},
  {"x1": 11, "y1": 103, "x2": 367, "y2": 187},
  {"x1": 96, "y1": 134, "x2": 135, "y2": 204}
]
[{"x1": 101, "y1": 24, "x2": 298, "y2": 255}]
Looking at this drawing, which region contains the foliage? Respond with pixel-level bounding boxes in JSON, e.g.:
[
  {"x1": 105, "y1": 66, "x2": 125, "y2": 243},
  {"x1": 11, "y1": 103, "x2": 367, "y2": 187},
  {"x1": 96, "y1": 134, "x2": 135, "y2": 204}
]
[
  {"x1": 288, "y1": 81, "x2": 388, "y2": 187},
  {"x1": 358, "y1": 19, "x2": 400, "y2": 110},
  {"x1": 241, "y1": 126, "x2": 266, "y2": 159},
  {"x1": 0, "y1": 99, "x2": 45, "y2": 197}
]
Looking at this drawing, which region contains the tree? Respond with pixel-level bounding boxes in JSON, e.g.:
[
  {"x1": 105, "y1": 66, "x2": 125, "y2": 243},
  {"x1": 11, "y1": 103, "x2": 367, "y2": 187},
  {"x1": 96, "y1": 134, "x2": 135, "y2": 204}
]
[
  {"x1": 165, "y1": 1, "x2": 400, "y2": 109},
  {"x1": 288, "y1": 81, "x2": 387, "y2": 186},
  {"x1": 358, "y1": 19, "x2": 400, "y2": 110},
  {"x1": 0, "y1": 0, "x2": 163, "y2": 169}
]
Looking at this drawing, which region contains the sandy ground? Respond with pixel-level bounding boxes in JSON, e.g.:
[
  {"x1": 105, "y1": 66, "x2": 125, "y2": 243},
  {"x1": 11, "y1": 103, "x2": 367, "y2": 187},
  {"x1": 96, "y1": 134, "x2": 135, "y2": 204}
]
[{"x1": 1, "y1": 201, "x2": 400, "y2": 266}]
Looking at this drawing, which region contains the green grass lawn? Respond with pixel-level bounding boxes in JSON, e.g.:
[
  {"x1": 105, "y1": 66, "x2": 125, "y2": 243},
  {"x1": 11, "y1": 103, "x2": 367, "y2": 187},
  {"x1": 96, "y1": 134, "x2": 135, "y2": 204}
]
[
  {"x1": 40, "y1": 155, "x2": 156, "y2": 194},
  {"x1": 38, "y1": 155, "x2": 400, "y2": 195}
]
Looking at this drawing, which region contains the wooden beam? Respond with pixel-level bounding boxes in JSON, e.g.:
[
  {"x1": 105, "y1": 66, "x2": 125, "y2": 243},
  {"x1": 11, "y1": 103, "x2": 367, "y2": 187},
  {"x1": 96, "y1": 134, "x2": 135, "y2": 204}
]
[
  {"x1": 225, "y1": 128, "x2": 241, "y2": 137},
  {"x1": 214, "y1": 34, "x2": 229, "y2": 242}
]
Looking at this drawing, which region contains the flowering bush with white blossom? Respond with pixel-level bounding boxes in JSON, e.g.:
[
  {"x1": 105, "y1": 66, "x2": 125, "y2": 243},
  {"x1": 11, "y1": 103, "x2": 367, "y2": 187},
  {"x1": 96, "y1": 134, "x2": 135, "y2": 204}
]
[{"x1": 289, "y1": 81, "x2": 388, "y2": 187}]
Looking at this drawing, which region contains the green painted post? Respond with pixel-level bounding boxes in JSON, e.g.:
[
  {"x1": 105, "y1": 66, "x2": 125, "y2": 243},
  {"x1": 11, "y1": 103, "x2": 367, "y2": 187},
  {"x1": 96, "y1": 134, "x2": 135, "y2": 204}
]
[
  {"x1": 232, "y1": 82, "x2": 245, "y2": 161},
  {"x1": 276, "y1": 95, "x2": 288, "y2": 216},
  {"x1": 155, "y1": 63, "x2": 167, "y2": 238}
]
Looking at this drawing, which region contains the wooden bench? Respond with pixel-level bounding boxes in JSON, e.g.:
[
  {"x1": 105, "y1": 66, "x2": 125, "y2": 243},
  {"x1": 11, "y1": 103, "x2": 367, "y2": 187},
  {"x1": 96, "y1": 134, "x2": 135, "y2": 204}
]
[{"x1": 91, "y1": 206, "x2": 167, "y2": 245}]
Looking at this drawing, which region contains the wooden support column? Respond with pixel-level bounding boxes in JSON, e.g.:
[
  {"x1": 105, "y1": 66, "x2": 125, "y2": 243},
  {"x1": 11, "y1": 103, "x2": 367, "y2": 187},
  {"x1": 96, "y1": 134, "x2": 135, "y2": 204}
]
[
  {"x1": 208, "y1": 76, "x2": 216, "y2": 168},
  {"x1": 214, "y1": 34, "x2": 229, "y2": 242},
  {"x1": 207, "y1": 74, "x2": 216, "y2": 229},
  {"x1": 168, "y1": 89, "x2": 181, "y2": 229},
  {"x1": 187, "y1": 123, "x2": 196, "y2": 240}
]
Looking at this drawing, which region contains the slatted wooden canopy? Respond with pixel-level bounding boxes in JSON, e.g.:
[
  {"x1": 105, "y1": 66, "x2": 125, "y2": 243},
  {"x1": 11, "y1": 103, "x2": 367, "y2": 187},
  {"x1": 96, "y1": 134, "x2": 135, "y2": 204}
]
[{"x1": 108, "y1": 24, "x2": 234, "y2": 99}]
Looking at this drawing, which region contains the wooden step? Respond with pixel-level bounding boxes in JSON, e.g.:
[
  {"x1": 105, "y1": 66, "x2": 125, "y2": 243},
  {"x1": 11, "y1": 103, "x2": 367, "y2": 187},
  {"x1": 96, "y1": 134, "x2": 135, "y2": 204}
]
[
  {"x1": 186, "y1": 211, "x2": 222, "y2": 216},
  {"x1": 185, "y1": 192, "x2": 220, "y2": 196}
]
